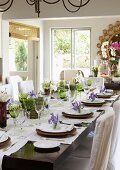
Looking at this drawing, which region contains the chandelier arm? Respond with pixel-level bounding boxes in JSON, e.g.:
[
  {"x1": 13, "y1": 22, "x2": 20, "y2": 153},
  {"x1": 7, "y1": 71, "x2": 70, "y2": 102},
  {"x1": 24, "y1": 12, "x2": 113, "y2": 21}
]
[
  {"x1": 35, "y1": 0, "x2": 40, "y2": 17},
  {"x1": 26, "y1": 0, "x2": 36, "y2": 5},
  {"x1": 80, "y1": 0, "x2": 91, "y2": 7},
  {"x1": 68, "y1": 0, "x2": 91, "y2": 7},
  {"x1": 43, "y1": 0, "x2": 61, "y2": 4},
  {"x1": 0, "y1": 0, "x2": 12, "y2": 6},
  {"x1": 62, "y1": 0, "x2": 81, "y2": 13},
  {"x1": 0, "y1": 0, "x2": 13, "y2": 12},
  {"x1": 68, "y1": 0, "x2": 82, "y2": 8}
]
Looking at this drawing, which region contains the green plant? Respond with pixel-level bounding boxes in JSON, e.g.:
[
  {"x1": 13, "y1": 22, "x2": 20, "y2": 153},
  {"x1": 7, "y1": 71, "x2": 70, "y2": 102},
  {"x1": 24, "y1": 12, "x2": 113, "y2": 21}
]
[
  {"x1": 70, "y1": 83, "x2": 76, "y2": 91},
  {"x1": 92, "y1": 67, "x2": 98, "y2": 77},
  {"x1": 42, "y1": 81, "x2": 51, "y2": 90}
]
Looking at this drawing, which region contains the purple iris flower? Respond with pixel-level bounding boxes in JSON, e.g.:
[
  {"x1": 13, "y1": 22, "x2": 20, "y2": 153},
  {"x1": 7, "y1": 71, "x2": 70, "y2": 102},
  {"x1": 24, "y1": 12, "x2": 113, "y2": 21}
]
[
  {"x1": 28, "y1": 90, "x2": 35, "y2": 97},
  {"x1": 100, "y1": 86, "x2": 106, "y2": 93},
  {"x1": 48, "y1": 113, "x2": 59, "y2": 125},
  {"x1": 89, "y1": 92, "x2": 97, "y2": 101},
  {"x1": 72, "y1": 100, "x2": 81, "y2": 111}
]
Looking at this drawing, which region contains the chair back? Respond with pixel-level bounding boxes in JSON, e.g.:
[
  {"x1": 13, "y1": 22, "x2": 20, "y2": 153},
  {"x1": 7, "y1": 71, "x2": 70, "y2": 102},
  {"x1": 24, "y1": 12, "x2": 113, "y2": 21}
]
[
  {"x1": 107, "y1": 100, "x2": 120, "y2": 170},
  {"x1": 60, "y1": 69, "x2": 84, "y2": 83},
  {"x1": 0, "y1": 84, "x2": 13, "y2": 98},
  {"x1": 18, "y1": 80, "x2": 34, "y2": 94},
  {"x1": 6, "y1": 76, "x2": 22, "y2": 100},
  {"x1": 89, "y1": 108, "x2": 115, "y2": 170}
]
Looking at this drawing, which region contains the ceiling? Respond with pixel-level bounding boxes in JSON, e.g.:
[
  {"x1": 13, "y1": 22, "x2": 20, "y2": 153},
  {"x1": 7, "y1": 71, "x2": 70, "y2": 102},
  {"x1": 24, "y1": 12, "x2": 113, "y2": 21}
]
[{"x1": 9, "y1": 21, "x2": 39, "y2": 40}]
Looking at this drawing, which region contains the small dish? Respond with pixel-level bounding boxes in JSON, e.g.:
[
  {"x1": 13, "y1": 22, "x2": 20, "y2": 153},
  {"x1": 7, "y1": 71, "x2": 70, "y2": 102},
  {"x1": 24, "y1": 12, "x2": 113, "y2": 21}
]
[
  {"x1": 34, "y1": 140, "x2": 60, "y2": 149},
  {"x1": 0, "y1": 134, "x2": 8, "y2": 143}
]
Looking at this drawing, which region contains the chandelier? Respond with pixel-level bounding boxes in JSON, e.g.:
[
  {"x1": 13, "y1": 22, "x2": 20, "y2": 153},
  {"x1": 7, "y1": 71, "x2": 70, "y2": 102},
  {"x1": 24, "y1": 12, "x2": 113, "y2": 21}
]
[{"x1": 0, "y1": 0, "x2": 91, "y2": 17}]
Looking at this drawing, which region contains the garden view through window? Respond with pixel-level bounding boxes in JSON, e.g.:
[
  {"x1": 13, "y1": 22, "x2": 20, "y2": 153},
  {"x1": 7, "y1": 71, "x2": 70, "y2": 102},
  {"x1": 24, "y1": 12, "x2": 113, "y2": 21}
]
[
  {"x1": 51, "y1": 28, "x2": 91, "y2": 81},
  {"x1": 9, "y1": 38, "x2": 28, "y2": 80}
]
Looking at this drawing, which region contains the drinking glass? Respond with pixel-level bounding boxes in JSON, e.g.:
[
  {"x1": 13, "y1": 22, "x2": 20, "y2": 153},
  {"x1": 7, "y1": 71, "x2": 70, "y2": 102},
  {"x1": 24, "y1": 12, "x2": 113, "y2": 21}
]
[
  {"x1": 76, "y1": 83, "x2": 83, "y2": 100},
  {"x1": 8, "y1": 102, "x2": 21, "y2": 127},
  {"x1": 34, "y1": 97, "x2": 44, "y2": 120}
]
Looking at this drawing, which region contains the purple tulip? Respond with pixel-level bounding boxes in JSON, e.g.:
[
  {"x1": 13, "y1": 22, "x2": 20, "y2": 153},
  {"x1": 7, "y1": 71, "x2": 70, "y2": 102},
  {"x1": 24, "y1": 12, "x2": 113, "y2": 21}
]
[
  {"x1": 100, "y1": 86, "x2": 106, "y2": 93},
  {"x1": 89, "y1": 92, "x2": 97, "y2": 101},
  {"x1": 48, "y1": 113, "x2": 59, "y2": 125},
  {"x1": 72, "y1": 100, "x2": 81, "y2": 113},
  {"x1": 28, "y1": 90, "x2": 35, "y2": 97}
]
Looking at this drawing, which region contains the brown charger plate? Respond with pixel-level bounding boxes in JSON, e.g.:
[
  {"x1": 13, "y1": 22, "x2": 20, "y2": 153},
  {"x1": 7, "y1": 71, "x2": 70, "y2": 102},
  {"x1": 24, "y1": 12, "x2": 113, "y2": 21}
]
[
  {"x1": 36, "y1": 127, "x2": 76, "y2": 138},
  {"x1": 62, "y1": 112, "x2": 94, "y2": 119},
  {"x1": 97, "y1": 93, "x2": 113, "y2": 98},
  {"x1": 0, "y1": 137, "x2": 11, "y2": 147}
]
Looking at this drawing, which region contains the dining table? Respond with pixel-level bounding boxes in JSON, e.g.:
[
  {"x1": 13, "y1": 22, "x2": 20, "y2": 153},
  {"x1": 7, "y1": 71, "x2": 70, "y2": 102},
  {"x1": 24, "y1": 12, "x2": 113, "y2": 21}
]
[{"x1": 0, "y1": 92, "x2": 119, "y2": 170}]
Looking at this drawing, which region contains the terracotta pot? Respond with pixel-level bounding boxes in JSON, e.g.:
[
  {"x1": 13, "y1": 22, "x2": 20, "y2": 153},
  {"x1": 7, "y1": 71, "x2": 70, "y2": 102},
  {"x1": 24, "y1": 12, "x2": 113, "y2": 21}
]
[{"x1": 44, "y1": 89, "x2": 50, "y2": 95}]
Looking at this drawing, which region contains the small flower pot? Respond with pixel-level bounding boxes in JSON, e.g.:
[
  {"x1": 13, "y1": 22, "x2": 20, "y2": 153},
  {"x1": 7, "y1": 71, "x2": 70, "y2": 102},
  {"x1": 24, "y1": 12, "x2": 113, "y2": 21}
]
[{"x1": 44, "y1": 89, "x2": 50, "y2": 95}]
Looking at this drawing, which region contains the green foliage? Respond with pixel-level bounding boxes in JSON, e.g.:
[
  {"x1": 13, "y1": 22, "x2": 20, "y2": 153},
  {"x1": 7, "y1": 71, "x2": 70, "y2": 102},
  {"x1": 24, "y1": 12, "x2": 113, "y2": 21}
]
[
  {"x1": 15, "y1": 40, "x2": 27, "y2": 71},
  {"x1": 54, "y1": 29, "x2": 71, "y2": 54}
]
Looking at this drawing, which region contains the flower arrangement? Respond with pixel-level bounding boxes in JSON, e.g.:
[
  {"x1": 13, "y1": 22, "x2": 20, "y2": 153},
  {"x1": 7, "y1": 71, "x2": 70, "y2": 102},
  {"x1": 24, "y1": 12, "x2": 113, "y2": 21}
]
[
  {"x1": 88, "y1": 92, "x2": 97, "y2": 101},
  {"x1": 42, "y1": 81, "x2": 52, "y2": 95},
  {"x1": 42, "y1": 81, "x2": 52, "y2": 90},
  {"x1": 100, "y1": 86, "x2": 106, "y2": 93},
  {"x1": 72, "y1": 100, "x2": 82, "y2": 113},
  {"x1": 0, "y1": 90, "x2": 10, "y2": 102},
  {"x1": 109, "y1": 42, "x2": 120, "y2": 54},
  {"x1": 48, "y1": 113, "x2": 59, "y2": 129},
  {"x1": 92, "y1": 67, "x2": 98, "y2": 77}
]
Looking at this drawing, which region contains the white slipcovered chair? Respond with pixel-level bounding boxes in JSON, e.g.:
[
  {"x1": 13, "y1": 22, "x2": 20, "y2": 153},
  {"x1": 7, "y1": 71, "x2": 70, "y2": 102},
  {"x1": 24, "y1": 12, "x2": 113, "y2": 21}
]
[
  {"x1": 18, "y1": 80, "x2": 34, "y2": 94},
  {"x1": 58, "y1": 108, "x2": 115, "y2": 170},
  {"x1": 60, "y1": 69, "x2": 84, "y2": 83},
  {"x1": 0, "y1": 84, "x2": 13, "y2": 98},
  {"x1": 6, "y1": 76, "x2": 22, "y2": 100},
  {"x1": 107, "y1": 100, "x2": 120, "y2": 170}
]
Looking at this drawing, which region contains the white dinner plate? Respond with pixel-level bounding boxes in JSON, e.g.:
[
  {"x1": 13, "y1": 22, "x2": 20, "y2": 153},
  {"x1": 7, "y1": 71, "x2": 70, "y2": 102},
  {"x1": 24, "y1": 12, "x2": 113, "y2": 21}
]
[
  {"x1": 82, "y1": 99, "x2": 105, "y2": 104},
  {"x1": 34, "y1": 140, "x2": 60, "y2": 149},
  {"x1": 0, "y1": 134, "x2": 8, "y2": 143},
  {"x1": 37, "y1": 123, "x2": 74, "y2": 133},
  {"x1": 63, "y1": 108, "x2": 93, "y2": 116}
]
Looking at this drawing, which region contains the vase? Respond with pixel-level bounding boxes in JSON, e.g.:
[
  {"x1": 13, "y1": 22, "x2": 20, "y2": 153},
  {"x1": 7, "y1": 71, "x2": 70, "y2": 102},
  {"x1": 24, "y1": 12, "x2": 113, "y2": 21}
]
[
  {"x1": 0, "y1": 102, "x2": 7, "y2": 128},
  {"x1": 44, "y1": 89, "x2": 50, "y2": 95}
]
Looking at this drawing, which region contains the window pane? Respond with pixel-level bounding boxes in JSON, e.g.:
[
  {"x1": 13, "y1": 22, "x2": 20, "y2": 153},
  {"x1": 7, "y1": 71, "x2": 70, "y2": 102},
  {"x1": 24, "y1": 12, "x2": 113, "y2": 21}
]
[
  {"x1": 73, "y1": 29, "x2": 90, "y2": 76},
  {"x1": 9, "y1": 38, "x2": 28, "y2": 72},
  {"x1": 51, "y1": 28, "x2": 91, "y2": 81},
  {"x1": 52, "y1": 29, "x2": 71, "y2": 81}
]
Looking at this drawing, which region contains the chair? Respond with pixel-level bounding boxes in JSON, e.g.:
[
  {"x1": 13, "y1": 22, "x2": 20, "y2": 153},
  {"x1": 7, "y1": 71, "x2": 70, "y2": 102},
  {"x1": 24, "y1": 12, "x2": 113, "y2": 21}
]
[
  {"x1": 60, "y1": 69, "x2": 84, "y2": 83},
  {"x1": 6, "y1": 76, "x2": 23, "y2": 100},
  {"x1": 107, "y1": 100, "x2": 120, "y2": 170},
  {"x1": 0, "y1": 84, "x2": 13, "y2": 98},
  {"x1": 18, "y1": 80, "x2": 34, "y2": 94},
  {"x1": 57, "y1": 108, "x2": 115, "y2": 170}
]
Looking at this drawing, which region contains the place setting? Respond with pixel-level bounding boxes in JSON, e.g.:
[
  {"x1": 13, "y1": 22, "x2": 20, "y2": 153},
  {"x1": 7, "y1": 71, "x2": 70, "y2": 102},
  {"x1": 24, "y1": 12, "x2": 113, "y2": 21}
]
[
  {"x1": 81, "y1": 92, "x2": 106, "y2": 107},
  {"x1": 62, "y1": 100, "x2": 94, "y2": 119},
  {"x1": 36, "y1": 113, "x2": 77, "y2": 138}
]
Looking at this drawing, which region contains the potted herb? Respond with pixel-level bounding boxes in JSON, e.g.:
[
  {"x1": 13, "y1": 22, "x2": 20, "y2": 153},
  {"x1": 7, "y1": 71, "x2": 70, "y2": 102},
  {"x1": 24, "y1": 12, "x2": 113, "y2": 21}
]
[
  {"x1": 92, "y1": 66, "x2": 98, "y2": 77},
  {"x1": 42, "y1": 81, "x2": 51, "y2": 95}
]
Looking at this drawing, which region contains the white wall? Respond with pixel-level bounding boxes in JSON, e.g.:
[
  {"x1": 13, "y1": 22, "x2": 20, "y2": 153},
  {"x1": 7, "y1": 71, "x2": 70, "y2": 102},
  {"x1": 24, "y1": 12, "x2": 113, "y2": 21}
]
[
  {"x1": 1, "y1": 18, "x2": 44, "y2": 88},
  {"x1": 2, "y1": 0, "x2": 120, "y2": 19},
  {"x1": 43, "y1": 16, "x2": 120, "y2": 80}
]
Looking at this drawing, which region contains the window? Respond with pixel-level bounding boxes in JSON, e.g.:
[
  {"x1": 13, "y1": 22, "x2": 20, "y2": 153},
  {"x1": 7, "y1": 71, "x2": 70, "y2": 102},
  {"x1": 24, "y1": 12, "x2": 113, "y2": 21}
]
[
  {"x1": 51, "y1": 28, "x2": 91, "y2": 81},
  {"x1": 9, "y1": 38, "x2": 28, "y2": 80}
]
